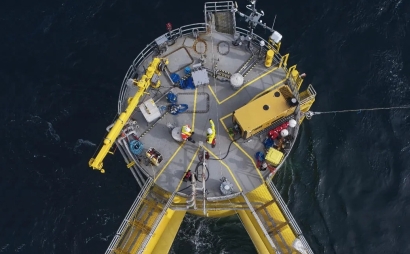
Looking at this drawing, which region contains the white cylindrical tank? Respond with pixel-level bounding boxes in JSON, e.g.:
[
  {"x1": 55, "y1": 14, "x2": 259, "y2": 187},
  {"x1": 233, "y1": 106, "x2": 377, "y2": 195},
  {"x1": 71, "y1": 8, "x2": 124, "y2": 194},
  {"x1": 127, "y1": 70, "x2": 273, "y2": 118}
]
[{"x1": 230, "y1": 73, "x2": 244, "y2": 90}]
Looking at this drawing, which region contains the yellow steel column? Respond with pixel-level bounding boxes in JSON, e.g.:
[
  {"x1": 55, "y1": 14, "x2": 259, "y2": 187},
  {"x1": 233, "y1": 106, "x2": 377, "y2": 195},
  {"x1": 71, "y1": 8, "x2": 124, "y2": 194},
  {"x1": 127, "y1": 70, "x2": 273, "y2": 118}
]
[{"x1": 237, "y1": 210, "x2": 272, "y2": 254}]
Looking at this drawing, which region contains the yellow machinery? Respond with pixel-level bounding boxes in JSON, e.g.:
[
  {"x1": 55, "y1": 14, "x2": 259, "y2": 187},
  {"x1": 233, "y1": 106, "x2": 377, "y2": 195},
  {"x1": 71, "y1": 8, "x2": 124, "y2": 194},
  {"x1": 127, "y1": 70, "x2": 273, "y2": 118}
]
[
  {"x1": 89, "y1": 57, "x2": 168, "y2": 173},
  {"x1": 146, "y1": 147, "x2": 163, "y2": 166},
  {"x1": 233, "y1": 85, "x2": 296, "y2": 139}
]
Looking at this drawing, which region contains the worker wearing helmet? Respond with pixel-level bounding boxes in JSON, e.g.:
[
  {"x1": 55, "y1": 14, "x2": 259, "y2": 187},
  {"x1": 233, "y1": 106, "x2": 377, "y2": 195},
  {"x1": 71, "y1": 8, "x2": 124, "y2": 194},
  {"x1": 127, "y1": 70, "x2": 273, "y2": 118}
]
[
  {"x1": 181, "y1": 124, "x2": 195, "y2": 143},
  {"x1": 206, "y1": 119, "x2": 216, "y2": 148}
]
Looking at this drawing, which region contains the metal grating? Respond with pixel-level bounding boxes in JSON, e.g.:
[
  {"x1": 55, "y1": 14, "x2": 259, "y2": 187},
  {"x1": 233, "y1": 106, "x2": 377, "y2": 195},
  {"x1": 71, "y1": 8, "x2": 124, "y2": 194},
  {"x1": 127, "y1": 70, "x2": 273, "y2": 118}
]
[{"x1": 214, "y1": 12, "x2": 235, "y2": 34}]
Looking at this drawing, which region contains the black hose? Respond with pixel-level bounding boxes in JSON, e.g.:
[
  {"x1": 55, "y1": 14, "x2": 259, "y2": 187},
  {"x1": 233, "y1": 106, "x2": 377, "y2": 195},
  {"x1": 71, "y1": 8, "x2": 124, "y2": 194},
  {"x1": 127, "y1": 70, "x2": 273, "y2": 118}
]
[
  {"x1": 194, "y1": 162, "x2": 209, "y2": 182},
  {"x1": 209, "y1": 137, "x2": 240, "y2": 161},
  {"x1": 177, "y1": 185, "x2": 192, "y2": 193}
]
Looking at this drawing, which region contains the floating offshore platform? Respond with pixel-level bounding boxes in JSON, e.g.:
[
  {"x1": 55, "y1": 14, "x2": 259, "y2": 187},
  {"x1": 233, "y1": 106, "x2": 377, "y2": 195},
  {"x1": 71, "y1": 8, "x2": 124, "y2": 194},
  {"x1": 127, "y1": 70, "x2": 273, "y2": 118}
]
[{"x1": 89, "y1": 1, "x2": 316, "y2": 253}]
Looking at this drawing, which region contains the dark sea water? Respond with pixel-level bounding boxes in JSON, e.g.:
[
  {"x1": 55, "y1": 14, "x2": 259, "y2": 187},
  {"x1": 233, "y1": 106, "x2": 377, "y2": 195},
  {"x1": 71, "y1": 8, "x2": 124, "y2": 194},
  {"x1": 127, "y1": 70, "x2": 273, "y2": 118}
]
[{"x1": 1, "y1": 0, "x2": 410, "y2": 253}]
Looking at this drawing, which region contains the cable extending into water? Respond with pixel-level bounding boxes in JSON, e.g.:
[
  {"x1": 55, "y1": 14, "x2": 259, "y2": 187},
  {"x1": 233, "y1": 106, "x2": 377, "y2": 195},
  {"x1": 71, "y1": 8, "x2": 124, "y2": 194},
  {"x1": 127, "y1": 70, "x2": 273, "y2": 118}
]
[{"x1": 306, "y1": 105, "x2": 410, "y2": 119}]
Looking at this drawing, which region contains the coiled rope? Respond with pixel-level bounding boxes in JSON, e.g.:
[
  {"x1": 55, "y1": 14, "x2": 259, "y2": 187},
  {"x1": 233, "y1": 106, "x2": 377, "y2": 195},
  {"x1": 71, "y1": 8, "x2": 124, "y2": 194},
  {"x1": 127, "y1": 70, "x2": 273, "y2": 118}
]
[{"x1": 305, "y1": 105, "x2": 410, "y2": 120}]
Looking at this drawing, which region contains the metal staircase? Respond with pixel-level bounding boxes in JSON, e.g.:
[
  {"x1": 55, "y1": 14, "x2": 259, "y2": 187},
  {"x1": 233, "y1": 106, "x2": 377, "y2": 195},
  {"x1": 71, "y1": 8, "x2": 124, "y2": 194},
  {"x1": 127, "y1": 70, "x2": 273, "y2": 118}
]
[
  {"x1": 265, "y1": 180, "x2": 313, "y2": 254},
  {"x1": 240, "y1": 182, "x2": 314, "y2": 254},
  {"x1": 241, "y1": 193, "x2": 280, "y2": 252},
  {"x1": 205, "y1": 1, "x2": 236, "y2": 35},
  {"x1": 105, "y1": 178, "x2": 178, "y2": 254},
  {"x1": 136, "y1": 190, "x2": 177, "y2": 253},
  {"x1": 214, "y1": 11, "x2": 235, "y2": 34}
]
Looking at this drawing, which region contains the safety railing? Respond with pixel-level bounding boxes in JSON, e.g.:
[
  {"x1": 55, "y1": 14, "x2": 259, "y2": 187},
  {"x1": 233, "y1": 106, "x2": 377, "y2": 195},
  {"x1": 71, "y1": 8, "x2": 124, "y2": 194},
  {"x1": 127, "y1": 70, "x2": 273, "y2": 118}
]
[
  {"x1": 176, "y1": 189, "x2": 242, "y2": 202},
  {"x1": 115, "y1": 140, "x2": 148, "y2": 188},
  {"x1": 105, "y1": 177, "x2": 154, "y2": 254},
  {"x1": 117, "y1": 24, "x2": 288, "y2": 114},
  {"x1": 235, "y1": 27, "x2": 284, "y2": 63},
  {"x1": 241, "y1": 193, "x2": 280, "y2": 251},
  {"x1": 204, "y1": 1, "x2": 235, "y2": 13},
  {"x1": 204, "y1": 1, "x2": 235, "y2": 26},
  {"x1": 300, "y1": 84, "x2": 317, "y2": 105},
  {"x1": 117, "y1": 23, "x2": 210, "y2": 114},
  {"x1": 265, "y1": 179, "x2": 314, "y2": 254},
  {"x1": 137, "y1": 191, "x2": 177, "y2": 253}
]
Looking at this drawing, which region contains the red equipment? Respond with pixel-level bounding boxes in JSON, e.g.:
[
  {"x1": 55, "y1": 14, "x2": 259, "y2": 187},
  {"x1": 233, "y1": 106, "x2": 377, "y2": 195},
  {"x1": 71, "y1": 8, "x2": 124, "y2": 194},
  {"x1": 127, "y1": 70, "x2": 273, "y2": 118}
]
[{"x1": 268, "y1": 122, "x2": 289, "y2": 139}]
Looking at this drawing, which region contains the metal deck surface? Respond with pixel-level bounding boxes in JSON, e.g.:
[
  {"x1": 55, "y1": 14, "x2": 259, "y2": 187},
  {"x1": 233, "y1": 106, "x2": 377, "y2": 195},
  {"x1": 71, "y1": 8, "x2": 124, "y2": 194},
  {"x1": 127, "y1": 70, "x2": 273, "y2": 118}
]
[
  {"x1": 119, "y1": 29, "x2": 293, "y2": 198},
  {"x1": 102, "y1": 2, "x2": 316, "y2": 253}
]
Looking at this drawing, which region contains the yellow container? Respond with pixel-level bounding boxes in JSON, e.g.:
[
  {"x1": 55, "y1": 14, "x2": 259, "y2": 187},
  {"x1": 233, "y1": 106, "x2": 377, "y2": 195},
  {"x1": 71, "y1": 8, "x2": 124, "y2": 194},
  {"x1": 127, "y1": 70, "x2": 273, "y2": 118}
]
[
  {"x1": 265, "y1": 148, "x2": 284, "y2": 166},
  {"x1": 265, "y1": 49, "x2": 274, "y2": 67}
]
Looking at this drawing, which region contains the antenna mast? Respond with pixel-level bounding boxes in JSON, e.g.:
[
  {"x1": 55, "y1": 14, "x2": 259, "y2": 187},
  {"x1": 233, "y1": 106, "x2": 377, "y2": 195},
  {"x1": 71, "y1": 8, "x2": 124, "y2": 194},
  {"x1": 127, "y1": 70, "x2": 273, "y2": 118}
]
[{"x1": 232, "y1": 0, "x2": 273, "y2": 38}]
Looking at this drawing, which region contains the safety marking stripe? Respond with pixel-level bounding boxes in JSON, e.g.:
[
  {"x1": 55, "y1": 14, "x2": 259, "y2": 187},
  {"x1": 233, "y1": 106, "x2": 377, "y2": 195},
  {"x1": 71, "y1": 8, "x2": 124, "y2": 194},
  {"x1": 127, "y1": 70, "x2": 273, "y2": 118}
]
[
  {"x1": 208, "y1": 66, "x2": 279, "y2": 105},
  {"x1": 203, "y1": 146, "x2": 243, "y2": 192},
  {"x1": 219, "y1": 115, "x2": 263, "y2": 181}
]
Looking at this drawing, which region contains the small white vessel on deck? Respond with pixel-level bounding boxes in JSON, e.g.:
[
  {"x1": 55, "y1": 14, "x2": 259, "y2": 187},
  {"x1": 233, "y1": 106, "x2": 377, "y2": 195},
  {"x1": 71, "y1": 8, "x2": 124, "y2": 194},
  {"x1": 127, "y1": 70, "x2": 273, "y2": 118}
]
[{"x1": 89, "y1": 1, "x2": 316, "y2": 253}]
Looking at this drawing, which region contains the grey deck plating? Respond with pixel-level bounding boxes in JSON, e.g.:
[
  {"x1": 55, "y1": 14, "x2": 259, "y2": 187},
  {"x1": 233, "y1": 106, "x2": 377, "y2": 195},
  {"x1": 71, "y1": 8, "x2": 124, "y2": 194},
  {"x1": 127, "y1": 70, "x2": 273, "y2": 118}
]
[{"x1": 118, "y1": 27, "x2": 293, "y2": 199}]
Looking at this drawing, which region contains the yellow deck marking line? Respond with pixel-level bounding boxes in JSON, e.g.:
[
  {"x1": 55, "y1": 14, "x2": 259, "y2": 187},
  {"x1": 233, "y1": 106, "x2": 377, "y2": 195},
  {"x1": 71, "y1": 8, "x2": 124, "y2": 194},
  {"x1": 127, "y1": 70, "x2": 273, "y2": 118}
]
[
  {"x1": 154, "y1": 142, "x2": 185, "y2": 182},
  {"x1": 175, "y1": 147, "x2": 200, "y2": 192},
  {"x1": 155, "y1": 89, "x2": 198, "y2": 182},
  {"x1": 219, "y1": 116, "x2": 263, "y2": 181},
  {"x1": 192, "y1": 89, "x2": 197, "y2": 130},
  {"x1": 203, "y1": 146, "x2": 242, "y2": 192},
  {"x1": 220, "y1": 112, "x2": 232, "y2": 122},
  {"x1": 207, "y1": 84, "x2": 221, "y2": 104},
  {"x1": 250, "y1": 78, "x2": 286, "y2": 102},
  {"x1": 208, "y1": 66, "x2": 279, "y2": 105}
]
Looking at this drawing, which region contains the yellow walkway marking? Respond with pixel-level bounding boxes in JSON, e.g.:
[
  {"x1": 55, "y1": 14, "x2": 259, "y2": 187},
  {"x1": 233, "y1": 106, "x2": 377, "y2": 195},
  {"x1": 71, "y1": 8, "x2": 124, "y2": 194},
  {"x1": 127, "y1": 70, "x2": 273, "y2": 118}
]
[
  {"x1": 175, "y1": 147, "x2": 200, "y2": 191},
  {"x1": 208, "y1": 66, "x2": 278, "y2": 105},
  {"x1": 154, "y1": 142, "x2": 185, "y2": 182},
  {"x1": 203, "y1": 146, "x2": 242, "y2": 192},
  {"x1": 155, "y1": 88, "x2": 198, "y2": 182},
  {"x1": 219, "y1": 114, "x2": 263, "y2": 181}
]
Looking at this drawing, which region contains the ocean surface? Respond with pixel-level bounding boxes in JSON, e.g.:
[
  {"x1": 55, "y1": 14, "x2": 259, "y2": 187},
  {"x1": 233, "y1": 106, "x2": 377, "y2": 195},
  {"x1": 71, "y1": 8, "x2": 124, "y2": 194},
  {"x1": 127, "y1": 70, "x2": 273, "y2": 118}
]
[{"x1": 1, "y1": 0, "x2": 410, "y2": 253}]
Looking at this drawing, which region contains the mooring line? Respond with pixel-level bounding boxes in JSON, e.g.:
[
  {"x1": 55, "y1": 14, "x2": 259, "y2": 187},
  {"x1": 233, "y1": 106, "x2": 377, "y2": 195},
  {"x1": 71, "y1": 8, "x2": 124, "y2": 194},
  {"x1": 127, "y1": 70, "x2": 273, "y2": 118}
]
[{"x1": 305, "y1": 105, "x2": 410, "y2": 119}]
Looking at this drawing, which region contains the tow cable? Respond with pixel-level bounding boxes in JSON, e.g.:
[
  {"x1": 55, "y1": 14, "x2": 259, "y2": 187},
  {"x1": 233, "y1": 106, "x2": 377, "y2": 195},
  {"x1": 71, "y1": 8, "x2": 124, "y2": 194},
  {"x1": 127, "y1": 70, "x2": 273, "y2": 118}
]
[{"x1": 305, "y1": 105, "x2": 410, "y2": 120}]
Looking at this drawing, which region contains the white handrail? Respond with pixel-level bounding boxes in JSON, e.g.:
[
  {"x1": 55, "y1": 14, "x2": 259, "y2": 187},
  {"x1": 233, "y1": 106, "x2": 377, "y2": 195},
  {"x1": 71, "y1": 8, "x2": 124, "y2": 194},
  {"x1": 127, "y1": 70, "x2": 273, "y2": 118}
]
[
  {"x1": 265, "y1": 180, "x2": 314, "y2": 254},
  {"x1": 105, "y1": 178, "x2": 153, "y2": 254}
]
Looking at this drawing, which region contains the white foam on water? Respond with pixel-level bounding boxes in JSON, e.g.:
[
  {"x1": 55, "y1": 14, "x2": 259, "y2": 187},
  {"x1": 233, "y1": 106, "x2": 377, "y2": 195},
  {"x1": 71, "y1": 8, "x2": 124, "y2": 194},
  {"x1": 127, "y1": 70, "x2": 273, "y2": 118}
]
[
  {"x1": 73, "y1": 139, "x2": 96, "y2": 154},
  {"x1": 46, "y1": 122, "x2": 60, "y2": 142},
  {"x1": 0, "y1": 244, "x2": 9, "y2": 253}
]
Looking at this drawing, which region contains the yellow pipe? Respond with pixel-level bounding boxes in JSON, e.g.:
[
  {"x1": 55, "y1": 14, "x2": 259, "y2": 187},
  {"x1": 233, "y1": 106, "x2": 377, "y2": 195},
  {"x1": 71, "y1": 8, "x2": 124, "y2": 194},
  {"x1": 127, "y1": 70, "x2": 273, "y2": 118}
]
[
  {"x1": 152, "y1": 210, "x2": 186, "y2": 254},
  {"x1": 89, "y1": 58, "x2": 164, "y2": 172},
  {"x1": 238, "y1": 210, "x2": 271, "y2": 254}
]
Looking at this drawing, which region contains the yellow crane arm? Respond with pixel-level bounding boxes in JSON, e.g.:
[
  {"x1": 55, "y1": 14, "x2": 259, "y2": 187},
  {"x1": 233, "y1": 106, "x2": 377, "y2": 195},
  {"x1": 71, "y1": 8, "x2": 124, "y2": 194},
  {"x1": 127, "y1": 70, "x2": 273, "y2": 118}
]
[{"x1": 89, "y1": 58, "x2": 166, "y2": 173}]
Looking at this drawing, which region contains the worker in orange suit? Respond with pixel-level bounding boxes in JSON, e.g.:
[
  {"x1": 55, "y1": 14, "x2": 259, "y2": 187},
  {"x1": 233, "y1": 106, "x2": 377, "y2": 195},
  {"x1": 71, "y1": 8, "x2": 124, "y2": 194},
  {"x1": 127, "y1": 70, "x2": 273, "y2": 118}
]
[
  {"x1": 206, "y1": 119, "x2": 216, "y2": 148},
  {"x1": 181, "y1": 124, "x2": 195, "y2": 143}
]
